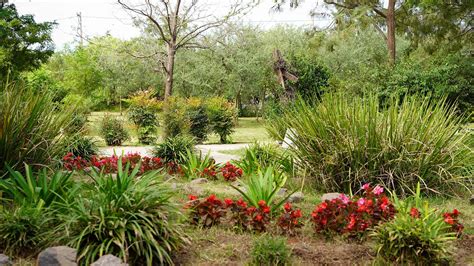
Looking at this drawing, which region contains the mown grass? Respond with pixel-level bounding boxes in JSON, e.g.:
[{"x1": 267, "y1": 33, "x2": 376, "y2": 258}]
[{"x1": 86, "y1": 113, "x2": 270, "y2": 146}]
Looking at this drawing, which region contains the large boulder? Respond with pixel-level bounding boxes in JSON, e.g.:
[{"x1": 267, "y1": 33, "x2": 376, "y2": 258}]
[
  {"x1": 91, "y1": 255, "x2": 127, "y2": 266},
  {"x1": 288, "y1": 191, "x2": 304, "y2": 203},
  {"x1": 37, "y1": 246, "x2": 77, "y2": 266},
  {"x1": 321, "y1": 193, "x2": 341, "y2": 202},
  {"x1": 0, "y1": 254, "x2": 11, "y2": 266}
]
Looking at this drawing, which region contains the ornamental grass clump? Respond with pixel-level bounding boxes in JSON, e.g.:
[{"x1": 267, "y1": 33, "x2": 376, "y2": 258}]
[
  {"x1": 57, "y1": 160, "x2": 188, "y2": 265},
  {"x1": 269, "y1": 93, "x2": 473, "y2": 195},
  {"x1": 251, "y1": 235, "x2": 291, "y2": 266}
]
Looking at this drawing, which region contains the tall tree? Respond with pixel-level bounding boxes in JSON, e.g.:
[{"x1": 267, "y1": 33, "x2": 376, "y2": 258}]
[
  {"x1": 0, "y1": 3, "x2": 55, "y2": 80},
  {"x1": 118, "y1": 0, "x2": 254, "y2": 98}
]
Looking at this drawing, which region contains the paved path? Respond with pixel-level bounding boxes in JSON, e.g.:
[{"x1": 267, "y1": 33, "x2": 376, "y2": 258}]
[{"x1": 98, "y1": 143, "x2": 250, "y2": 164}]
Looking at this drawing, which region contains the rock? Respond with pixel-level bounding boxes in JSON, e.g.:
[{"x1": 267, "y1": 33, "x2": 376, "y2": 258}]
[
  {"x1": 170, "y1": 182, "x2": 177, "y2": 190},
  {"x1": 278, "y1": 188, "x2": 288, "y2": 196},
  {"x1": 37, "y1": 246, "x2": 77, "y2": 266},
  {"x1": 321, "y1": 193, "x2": 341, "y2": 202},
  {"x1": 231, "y1": 181, "x2": 242, "y2": 187},
  {"x1": 288, "y1": 191, "x2": 304, "y2": 203},
  {"x1": 190, "y1": 178, "x2": 209, "y2": 185},
  {"x1": 0, "y1": 254, "x2": 12, "y2": 266},
  {"x1": 91, "y1": 255, "x2": 127, "y2": 266},
  {"x1": 470, "y1": 196, "x2": 474, "y2": 205},
  {"x1": 184, "y1": 184, "x2": 204, "y2": 196}
]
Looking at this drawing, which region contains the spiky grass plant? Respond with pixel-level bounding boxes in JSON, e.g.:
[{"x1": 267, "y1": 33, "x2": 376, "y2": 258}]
[{"x1": 267, "y1": 93, "x2": 473, "y2": 195}]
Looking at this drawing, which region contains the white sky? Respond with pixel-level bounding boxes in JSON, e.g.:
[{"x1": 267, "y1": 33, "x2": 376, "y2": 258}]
[{"x1": 11, "y1": 0, "x2": 331, "y2": 49}]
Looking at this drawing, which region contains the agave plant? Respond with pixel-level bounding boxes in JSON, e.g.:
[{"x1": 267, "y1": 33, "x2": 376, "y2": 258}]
[{"x1": 231, "y1": 167, "x2": 294, "y2": 211}]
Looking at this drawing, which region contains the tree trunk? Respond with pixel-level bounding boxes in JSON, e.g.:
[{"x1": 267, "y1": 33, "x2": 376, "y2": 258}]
[
  {"x1": 164, "y1": 43, "x2": 176, "y2": 99},
  {"x1": 386, "y1": 0, "x2": 396, "y2": 65}
]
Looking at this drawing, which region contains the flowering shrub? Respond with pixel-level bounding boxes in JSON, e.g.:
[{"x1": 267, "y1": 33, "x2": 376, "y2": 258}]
[
  {"x1": 443, "y1": 209, "x2": 464, "y2": 237},
  {"x1": 63, "y1": 152, "x2": 88, "y2": 171},
  {"x1": 90, "y1": 153, "x2": 164, "y2": 174},
  {"x1": 247, "y1": 200, "x2": 271, "y2": 232},
  {"x1": 311, "y1": 184, "x2": 395, "y2": 236},
  {"x1": 221, "y1": 162, "x2": 243, "y2": 181},
  {"x1": 225, "y1": 198, "x2": 251, "y2": 230},
  {"x1": 186, "y1": 194, "x2": 226, "y2": 228},
  {"x1": 277, "y1": 202, "x2": 303, "y2": 235}
]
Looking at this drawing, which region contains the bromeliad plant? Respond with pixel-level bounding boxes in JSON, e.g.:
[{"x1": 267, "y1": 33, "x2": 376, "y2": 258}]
[{"x1": 231, "y1": 167, "x2": 293, "y2": 211}]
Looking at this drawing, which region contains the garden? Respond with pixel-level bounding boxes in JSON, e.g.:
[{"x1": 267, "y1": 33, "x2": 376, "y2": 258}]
[{"x1": 1, "y1": 0, "x2": 473, "y2": 265}]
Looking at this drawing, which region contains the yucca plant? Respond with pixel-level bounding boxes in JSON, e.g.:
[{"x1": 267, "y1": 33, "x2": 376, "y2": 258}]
[
  {"x1": 0, "y1": 164, "x2": 73, "y2": 207},
  {"x1": 0, "y1": 82, "x2": 74, "y2": 175},
  {"x1": 180, "y1": 149, "x2": 216, "y2": 180},
  {"x1": 231, "y1": 167, "x2": 293, "y2": 211},
  {"x1": 268, "y1": 93, "x2": 473, "y2": 195},
  {"x1": 57, "y1": 159, "x2": 188, "y2": 265}
]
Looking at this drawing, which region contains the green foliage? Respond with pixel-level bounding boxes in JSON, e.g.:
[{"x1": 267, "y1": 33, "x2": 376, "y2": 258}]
[
  {"x1": 373, "y1": 185, "x2": 456, "y2": 264},
  {"x1": 231, "y1": 167, "x2": 292, "y2": 211},
  {"x1": 0, "y1": 4, "x2": 54, "y2": 80},
  {"x1": 100, "y1": 114, "x2": 129, "y2": 146},
  {"x1": 162, "y1": 96, "x2": 190, "y2": 138},
  {"x1": 0, "y1": 83, "x2": 74, "y2": 175},
  {"x1": 0, "y1": 164, "x2": 73, "y2": 207},
  {"x1": 186, "y1": 97, "x2": 210, "y2": 143},
  {"x1": 66, "y1": 135, "x2": 98, "y2": 160},
  {"x1": 127, "y1": 90, "x2": 160, "y2": 144},
  {"x1": 251, "y1": 235, "x2": 291, "y2": 266},
  {"x1": 180, "y1": 149, "x2": 215, "y2": 180},
  {"x1": 207, "y1": 97, "x2": 236, "y2": 144},
  {"x1": 288, "y1": 54, "x2": 330, "y2": 101},
  {"x1": 153, "y1": 135, "x2": 195, "y2": 164},
  {"x1": 236, "y1": 143, "x2": 295, "y2": 177},
  {"x1": 0, "y1": 203, "x2": 51, "y2": 257},
  {"x1": 64, "y1": 113, "x2": 88, "y2": 135},
  {"x1": 58, "y1": 160, "x2": 187, "y2": 265},
  {"x1": 271, "y1": 93, "x2": 473, "y2": 195}
]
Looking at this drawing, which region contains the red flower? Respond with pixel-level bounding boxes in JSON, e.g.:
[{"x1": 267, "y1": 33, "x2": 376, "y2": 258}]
[
  {"x1": 224, "y1": 198, "x2": 233, "y2": 206},
  {"x1": 255, "y1": 214, "x2": 263, "y2": 221},
  {"x1": 207, "y1": 194, "x2": 217, "y2": 203},
  {"x1": 292, "y1": 209, "x2": 302, "y2": 218},
  {"x1": 258, "y1": 200, "x2": 266, "y2": 207},
  {"x1": 236, "y1": 198, "x2": 247, "y2": 208},
  {"x1": 444, "y1": 215, "x2": 454, "y2": 225},
  {"x1": 410, "y1": 207, "x2": 420, "y2": 218},
  {"x1": 188, "y1": 195, "x2": 198, "y2": 201},
  {"x1": 262, "y1": 206, "x2": 270, "y2": 213},
  {"x1": 284, "y1": 202, "x2": 292, "y2": 211},
  {"x1": 452, "y1": 209, "x2": 459, "y2": 216}
]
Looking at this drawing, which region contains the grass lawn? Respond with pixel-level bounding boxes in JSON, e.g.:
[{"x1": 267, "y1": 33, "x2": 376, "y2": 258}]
[{"x1": 86, "y1": 112, "x2": 271, "y2": 146}]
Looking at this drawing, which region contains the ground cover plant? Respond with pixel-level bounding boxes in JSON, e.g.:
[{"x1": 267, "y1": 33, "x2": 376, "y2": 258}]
[{"x1": 269, "y1": 93, "x2": 473, "y2": 195}]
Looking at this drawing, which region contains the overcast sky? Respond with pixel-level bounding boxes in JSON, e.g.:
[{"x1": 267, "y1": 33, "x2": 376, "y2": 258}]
[{"x1": 11, "y1": 0, "x2": 331, "y2": 49}]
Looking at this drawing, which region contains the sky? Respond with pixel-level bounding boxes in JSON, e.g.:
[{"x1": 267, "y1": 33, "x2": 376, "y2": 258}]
[{"x1": 11, "y1": 0, "x2": 332, "y2": 49}]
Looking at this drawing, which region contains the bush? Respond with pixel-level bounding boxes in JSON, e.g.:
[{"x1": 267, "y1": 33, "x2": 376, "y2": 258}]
[
  {"x1": 0, "y1": 204, "x2": 52, "y2": 257},
  {"x1": 0, "y1": 83, "x2": 74, "y2": 175},
  {"x1": 64, "y1": 113, "x2": 88, "y2": 135},
  {"x1": 127, "y1": 90, "x2": 160, "y2": 145},
  {"x1": 373, "y1": 186, "x2": 456, "y2": 264},
  {"x1": 100, "y1": 114, "x2": 129, "y2": 146},
  {"x1": 58, "y1": 160, "x2": 188, "y2": 265},
  {"x1": 186, "y1": 98, "x2": 210, "y2": 143},
  {"x1": 251, "y1": 235, "x2": 291, "y2": 266},
  {"x1": 240, "y1": 142, "x2": 295, "y2": 177},
  {"x1": 180, "y1": 149, "x2": 217, "y2": 180},
  {"x1": 207, "y1": 97, "x2": 236, "y2": 143},
  {"x1": 270, "y1": 93, "x2": 473, "y2": 195},
  {"x1": 65, "y1": 135, "x2": 98, "y2": 160},
  {"x1": 153, "y1": 135, "x2": 195, "y2": 164},
  {"x1": 162, "y1": 97, "x2": 190, "y2": 138}
]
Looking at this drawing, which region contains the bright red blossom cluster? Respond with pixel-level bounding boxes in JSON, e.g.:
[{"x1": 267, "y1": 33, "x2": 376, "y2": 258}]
[
  {"x1": 443, "y1": 209, "x2": 464, "y2": 237},
  {"x1": 62, "y1": 152, "x2": 88, "y2": 171},
  {"x1": 311, "y1": 184, "x2": 396, "y2": 236},
  {"x1": 90, "y1": 153, "x2": 164, "y2": 174},
  {"x1": 187, "y1": 194, "x2": 226, "y2": 228},
  {"x1": 277, "y1": 202, "x2": 303, "y2": 235},
  {"x1": 221, "y1": 162, "x2": 243, "y2": 181}
]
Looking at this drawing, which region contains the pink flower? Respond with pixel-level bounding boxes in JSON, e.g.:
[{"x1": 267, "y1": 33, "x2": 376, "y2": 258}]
[
  {"x1": 357, "y1": 198, "x2": 366, "y2": 207},
  {"x1": 362, "y1": 183, "x2": 370, "y2": 190},
  {"x1": 339, "y1": 194, "x2": 350, "y2": 204},
  {"x1": 373, "y1": 185, "x2": 384, "y2": 195}
]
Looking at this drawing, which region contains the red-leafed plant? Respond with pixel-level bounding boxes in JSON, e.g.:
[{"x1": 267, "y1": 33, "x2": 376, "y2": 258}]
[
  {"x1": 247, "y1": 200, "x2": 271, "y2": 232},
  {"x1": 186, "y1": 194, "x2": 226, "y2": 228},
  {"x1": 221, "y1": 162, "x2": 243, "y2": 181},
  {"x1": 89, "y1": 153, "x2": 165, "y2": 174},
  {"x1": 277, "y1": 202, "x2": 303, "y2": 235},
  {"x1": 63, "y1": 152, "x2": 88, "y2": 171},
  {"x1": 225, "y1": 198, "x2": 251, "y2": 230},
  {"x1": 443, "y1": 209, "x2": 464, "y2": 237},
  {"x1": 311, "y1": 184, "x2": 395, "y2": 236}
]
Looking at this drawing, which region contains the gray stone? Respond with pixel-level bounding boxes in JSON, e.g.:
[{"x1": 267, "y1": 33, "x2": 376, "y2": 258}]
[
  {"x1": 288, "y1": 191, "x2": 304, "y2": 203},
  {"x1": 37, "y1": 246, "x2": 77, "y2": 266},
  {"x1": 278, "y1": 188, "x2": 288, "y2": 196},
  {"x1": 184, "y1": 184, "x2": 204, "y2": 196},
  {"x1": 190, "y1": 178, "x2": 209, "y2": 185},
  {"x1": 170, "y1": 182, "x2": 177, "y2": 190},
  {"x1": 321, "y1": 193, "x2": 341, "y2": 202},
  {"x1": 91, "y1": 255, "x2": 127, "y2": 266},
  {"x1": 0, "y1": 254, "x2": 12, "y2": 266}
]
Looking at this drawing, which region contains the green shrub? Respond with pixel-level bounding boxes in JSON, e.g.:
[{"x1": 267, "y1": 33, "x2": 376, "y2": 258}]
[
  {"x1": 0, "y1": 164, "x2": 74, "y2": 207},
  {"x1": 241, "y1": 142, "x2": 295, "y2": 177},
  {"x1": 0, "y1": 83, "x2": 74, "y2": 175},
  {"x1": 153, "y1": 135, "x2": 195, "y2": 164},
  {"x1": 64, "y1": 113, "x2": 88, "y2": 135},
  {"x1": 127, "y1": 91, "x2": 160, "y2": 145},
  {"x1": 207, "y1": 97, "x2": 236, "y2": 144},
  {"x1": 373, "y1": 185, "x2": 456, "y2": 264},
  {"x1": 180, "y1": 149, "x2": 216, "y2": 180},
  {"x1": 269, "y1": 93, "x2": 473, "y2": 195},
  {"x1": 231, "y1": 167, "x2": 292, "y2": 211},
  {"x1": 58, "y1": 161, "x2": 188, "y2": 265},
  {"x1": 162, "y1": 96, "x2": 190, "y2": 138},
  {"x1": 66, "y1": 135, "x2": 98, "y2": 160},
  {"x1": 0, "y1": 204, "x2": 52, "y2": 258},
  {"x1": 251, "y1": 235, "x2": 291, "y2": 266},
  {"x1": 100, "y1": 114, "x2": 129, "y2": 146},
  {"x1": 186, "y1": 98, "x2": 209, "y2": 143}
]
